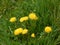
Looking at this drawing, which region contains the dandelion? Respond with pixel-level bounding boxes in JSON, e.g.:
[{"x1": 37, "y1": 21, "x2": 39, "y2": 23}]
[
  {"x1": 22, "y1": 29, "x2": 28, "y2": 34},
  {"x1": 29, "y1": 13, "x2": 38, "y2": 20},
  {"x1": 45, "y1": 26, "x2": 52, "y2": 33},
  {"x1": 20, "y1": 16, "x2": 28, "y2": 22},
  {"x1": 31, "y1": 33, "x2": 35, "y2": 38},
  {"x1": 10, "y1": 17, "x2": 16, "y2": 22},
  {"x1": 14, "y1": 28, "x2": 23, "y2": 35}
]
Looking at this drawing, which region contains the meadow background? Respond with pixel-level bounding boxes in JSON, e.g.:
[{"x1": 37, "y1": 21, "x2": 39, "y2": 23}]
[{"x1": 0, "y1": 0, "x2": 60, "y2": 45}]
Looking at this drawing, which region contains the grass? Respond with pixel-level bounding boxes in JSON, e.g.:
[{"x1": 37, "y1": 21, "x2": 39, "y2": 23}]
[{"x1": 0, "y1": 0, "x2": 60, "y2": 45}]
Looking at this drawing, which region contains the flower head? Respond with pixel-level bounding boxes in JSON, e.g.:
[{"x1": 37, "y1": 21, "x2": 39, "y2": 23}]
[
  {"x1": 10, "y1": 17, "x2": 16, "y2": 22},
  {"x1": 31, "y1": 33, "x2": 35, "y2": 38},
  {"x1": 14, "y1": 28, "x2": 23, "y2": 35},
  {"x1": 45, "y1": 26, "x2": 52, "y2": 33},
  {"x1": 29, "y1": 13, "x2": 38, "y2": 20},
  {"x1": 22, "y1": 29, "x2": 28, "y2": 34},
  {"x1": 20, "y1": 16, "x2": 28, "y2": 22}
]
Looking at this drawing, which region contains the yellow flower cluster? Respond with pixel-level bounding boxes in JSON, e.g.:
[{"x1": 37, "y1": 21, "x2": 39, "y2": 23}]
[
  {"x1": 10, "y1": 17, "x2": 16, "y2": 22},
  {"x1": 20, "y1": 16, "x2": 28, "y2": 22},
  {"x1": 19, "y1": 13, "x2": 38, "y2": 22},
  {"x1": 9, "y1": 13, "x2": 38, "y2": 23},
  {"x1": 14, "y1": 28, "x2": 28, "y2": 35},
  {"x1": 9, "y1": 13, "x2": 38, "y2": 38},
  {"x1": 14, "y1": 28, "x2": 35, "y2": 38},
  {"x1": 9, "y1": 12, "x2": 52, "y2": 39},
  {"x1": 45, "y1": 26, "x2": 52, "y2": 33}
]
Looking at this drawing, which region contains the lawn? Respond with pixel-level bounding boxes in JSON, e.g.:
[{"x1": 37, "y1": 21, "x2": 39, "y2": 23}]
[{"x1": 0, "y1": 0, "x2": 60, "y2": 45}]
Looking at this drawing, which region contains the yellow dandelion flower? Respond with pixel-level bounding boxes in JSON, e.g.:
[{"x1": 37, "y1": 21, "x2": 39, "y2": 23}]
[
  {"x1": 45, "y1": 26, "x2": 52, "y2": 33},
  {"x1": 20, "y1": 16, "x2": 28, "y2": 22},
  {"x1": 10, "y1": 17, "x2": 16, "y2": 22},
  {"x1": 24, "y1": 16, "x2": 28, "y2": 21},
  {"x1": 31, "y1": 33, "x2": 35, "y2": 38},
  {"x1": 14, "y1": 28, "x2": 23, "y2": 35},
  {"x1": 29, "y1": 13, "x2": 38, "y2": 20},
  {"x1": 22, "y1": 29, "x2": 28, "y2": 34}
]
